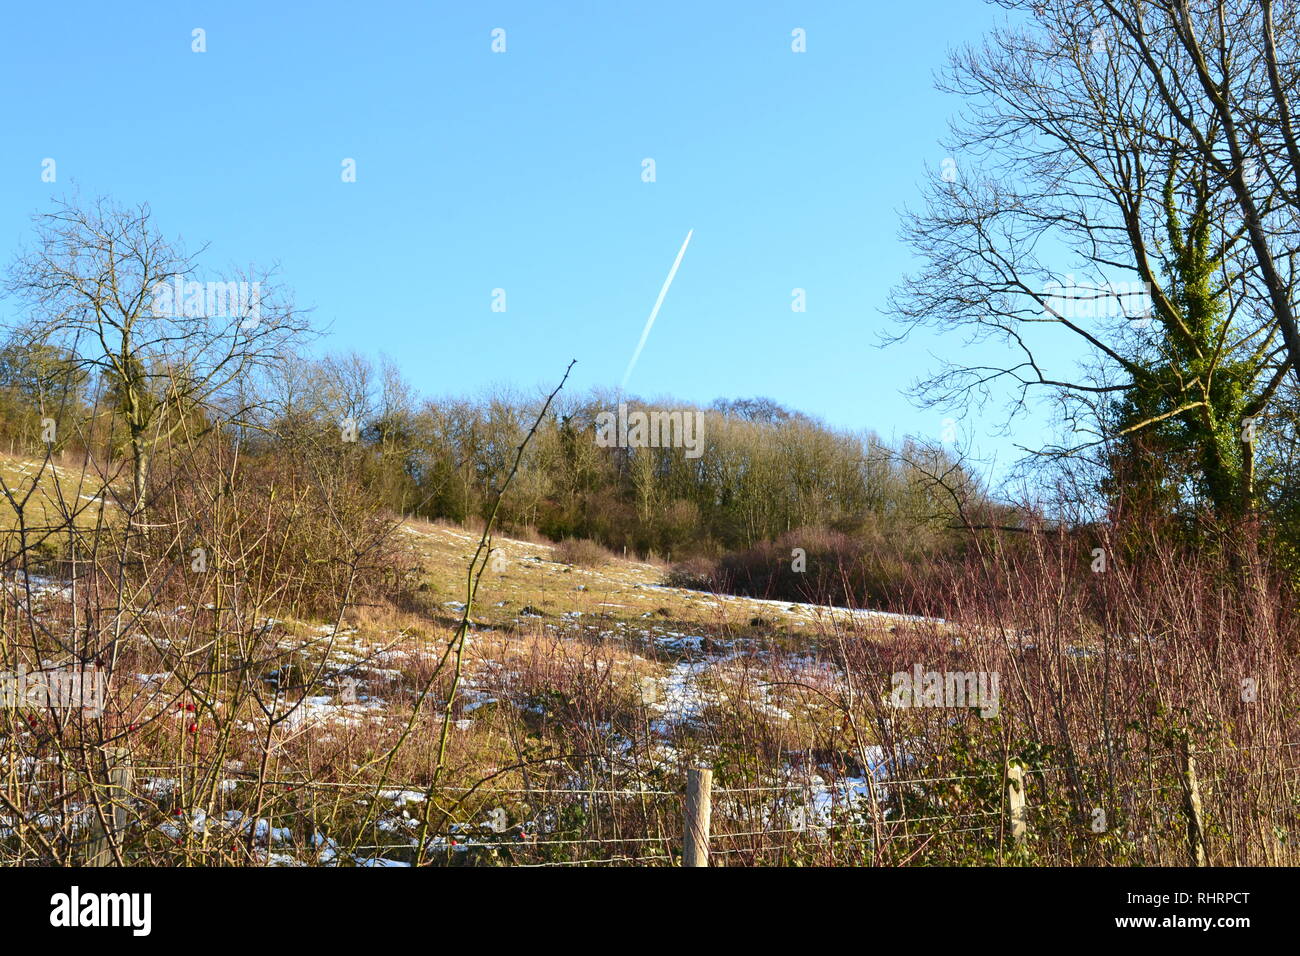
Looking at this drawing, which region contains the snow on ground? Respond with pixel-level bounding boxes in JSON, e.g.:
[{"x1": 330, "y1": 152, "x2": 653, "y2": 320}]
[{"x1": 277, "y1": 694, "x2": 388, "y2": 731}]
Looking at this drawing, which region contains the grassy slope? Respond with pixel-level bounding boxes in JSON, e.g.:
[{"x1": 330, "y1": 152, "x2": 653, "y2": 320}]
[
  {"x1": 0, "y1": 452, "x2": 118, "y2": 536},
  {"x1": 402, "y1": 518, "x2": 912, "y2": 646}
]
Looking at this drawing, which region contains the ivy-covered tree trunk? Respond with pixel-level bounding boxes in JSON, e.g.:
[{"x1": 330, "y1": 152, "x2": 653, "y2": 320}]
[{"x1": 1114, "y1": 157, "x2": 1273, "y2": 526}]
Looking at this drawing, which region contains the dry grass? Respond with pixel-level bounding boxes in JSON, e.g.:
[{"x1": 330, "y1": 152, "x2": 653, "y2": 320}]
[{"x1": 3, "y1": 467, "x2": 1297, "y2": 866}]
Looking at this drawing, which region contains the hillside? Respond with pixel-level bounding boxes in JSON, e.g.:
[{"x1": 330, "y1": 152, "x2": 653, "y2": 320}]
[{"x1": 3, "y1": 447, "x2": 1294, "y2": 869}]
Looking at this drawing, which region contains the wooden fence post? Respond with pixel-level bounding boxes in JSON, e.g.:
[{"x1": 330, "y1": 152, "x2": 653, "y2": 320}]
[
  {"x1": 1178, "y1": 740, "x2": 1207, "y2": 867},
  {"x1": 88, "y1": 748, "x2": 134, "y2": 866},
  {"x1": 683, "y1": 767, "x2": 712, "y2": 867},
  {"x1": 1007, "y1": 762, "x2": 1027, "y2": 850}
]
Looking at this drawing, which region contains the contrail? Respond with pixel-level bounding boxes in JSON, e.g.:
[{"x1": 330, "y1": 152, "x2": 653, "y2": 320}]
[{"x1": 620, "y1": 228, "x2": 693, "y2": 392}]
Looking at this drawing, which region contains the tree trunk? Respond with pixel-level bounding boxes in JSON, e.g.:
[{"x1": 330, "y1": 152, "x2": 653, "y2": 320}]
[{"x1": 130, "y1": 436, "x2": 150, "y2": 531}]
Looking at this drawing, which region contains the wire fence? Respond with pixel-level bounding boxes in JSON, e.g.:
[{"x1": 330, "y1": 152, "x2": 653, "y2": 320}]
[{"x1": 2, "y1": 736, "x2": 1297, "y2": 866}]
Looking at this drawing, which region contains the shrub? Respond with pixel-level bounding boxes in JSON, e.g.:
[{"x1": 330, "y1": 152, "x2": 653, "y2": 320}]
[
  {"x1": 664, "y1": 556, "x2": 717, "y2": 590},
  {"x1": 552, "y1": 537, "x2": 612, "y2": 568}
]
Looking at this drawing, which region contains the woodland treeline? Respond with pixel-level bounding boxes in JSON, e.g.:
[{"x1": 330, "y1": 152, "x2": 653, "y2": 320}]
[{"x1": 0, "y1": 330, "x2": 984, "y2": 571}]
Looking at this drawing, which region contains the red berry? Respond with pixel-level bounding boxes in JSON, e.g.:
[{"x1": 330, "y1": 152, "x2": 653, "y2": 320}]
[{"x1": 188, "y1": 723, "x2": 198, "y2": 733}]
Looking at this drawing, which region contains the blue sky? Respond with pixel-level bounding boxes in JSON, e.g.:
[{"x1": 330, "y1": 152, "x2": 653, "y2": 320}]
[{"x1": 0, "y1": 1, "x2": 1049, "y2": 477}]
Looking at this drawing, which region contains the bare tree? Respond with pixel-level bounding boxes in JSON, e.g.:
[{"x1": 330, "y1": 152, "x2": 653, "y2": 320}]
[
  {"x1": 888, "y1": 0, "x2": 1296, "y2": 519},
  {"x1": 3, "y1": 196, "x2": 312, "y2": 528},
  {"x1": 1096, "y1": 0, "x2": 1300, "y2": 381}
]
